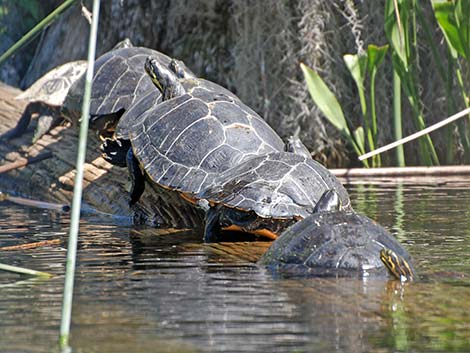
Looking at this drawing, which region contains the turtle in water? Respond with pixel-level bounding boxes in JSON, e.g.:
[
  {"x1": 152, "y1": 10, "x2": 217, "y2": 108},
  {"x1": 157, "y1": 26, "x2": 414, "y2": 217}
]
[
  {"x1": 102, "y1": 55, "x2": 286, "y2": 206},
  {"x1": 62, "y1": 42, "x2": 194, "y2": 139},
  {"x1": 197, "y1": 152, "x2": 352, "y2": 241},
  {"x1": 258, "y1": 191, "x2": 415, "y2": 281},
  {"x1": 1, "y1": 60, "x2": 87, "y2": 143}
]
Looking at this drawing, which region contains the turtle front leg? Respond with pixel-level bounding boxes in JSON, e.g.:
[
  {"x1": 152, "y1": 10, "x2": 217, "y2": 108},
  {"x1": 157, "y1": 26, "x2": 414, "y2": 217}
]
[
  {"x1": 1, "y1": 101, "x2": 60, "y2": 142},
  {"x1": 204, "y1": 206, "x2": 222, "y2": 243},
  {"x1": 101, "y1": 138, "x2": 132, "y2": 167},
  {"x1": 312, "y1": 190, "x2": 341, "y2": 213},
  {"x1": 126, "y1": 149, "x2": 145, "y2": 206}
]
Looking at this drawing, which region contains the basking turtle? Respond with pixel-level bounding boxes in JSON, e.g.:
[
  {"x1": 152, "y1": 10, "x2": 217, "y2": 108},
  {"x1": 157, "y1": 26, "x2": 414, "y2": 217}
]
[
  {"x1": 258, "y1": 202, "x2": 415, "y2": 280},
  {"x1": 100, "y1": 58, "x2": 197, "y2": 167},
  {"x1": 62, "y1": 42, "x2": 194, "y2": 138},
  {"x1": 104, "y1": 56, "x2": 286, "y2": 205},
  {"x1": 1, "y1": 60, "x2": 87, "y2": 143},
  {"x1": 1, "y1": 38, "x2": 136, "y2": 143},
  {"x1": 198, "y1": 152, "x2": 352, "y2": 241}
]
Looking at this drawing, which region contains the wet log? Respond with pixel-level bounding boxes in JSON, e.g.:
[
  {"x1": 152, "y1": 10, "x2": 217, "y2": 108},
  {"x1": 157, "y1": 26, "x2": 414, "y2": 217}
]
[{"x1": 0, "y1": 82, "x2": 203, "y2": 230}]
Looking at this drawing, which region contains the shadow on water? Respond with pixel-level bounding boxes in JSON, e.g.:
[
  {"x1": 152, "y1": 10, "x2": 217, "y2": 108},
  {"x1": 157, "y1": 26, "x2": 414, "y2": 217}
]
[{"x1": 0, "y1": 182, "x2": 469, "y2": 353}]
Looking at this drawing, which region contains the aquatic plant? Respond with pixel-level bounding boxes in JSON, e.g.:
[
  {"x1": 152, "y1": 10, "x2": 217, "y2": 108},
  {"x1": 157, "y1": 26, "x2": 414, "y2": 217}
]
[{"x1": 301, "y1": 44, "x2": 389, "y2": 168}]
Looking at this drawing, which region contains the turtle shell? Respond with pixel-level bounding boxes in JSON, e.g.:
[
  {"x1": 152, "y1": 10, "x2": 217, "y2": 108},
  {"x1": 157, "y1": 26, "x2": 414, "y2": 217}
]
[
  {"x1": 16, "y1": 61, "x2": 87, "y2": 106},
  {"x1": 258, "y1": 211, "x2": 415, "y2": 278},
  {"x1": 115, "y1": 76, "x2": 240, "y2": 141},
  {"x1": 62, "y1": 47, "x2": 193, "y2": 124},
  {"x1": 129, "y1": 88, "x2": 285, "y2": 195},
  {"x1": 199, "y1": 151, "x2": 351, "y2": 219}
]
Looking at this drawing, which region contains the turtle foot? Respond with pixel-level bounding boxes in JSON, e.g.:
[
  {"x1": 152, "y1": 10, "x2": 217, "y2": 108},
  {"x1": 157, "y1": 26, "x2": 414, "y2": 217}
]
[{"x1": 101, "y1": 138, "x2": 131, "y2": 167}]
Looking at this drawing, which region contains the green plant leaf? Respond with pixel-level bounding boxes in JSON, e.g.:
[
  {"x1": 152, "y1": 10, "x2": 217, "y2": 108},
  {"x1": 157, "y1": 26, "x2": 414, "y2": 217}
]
[
  {"x1": 432, "y1": 0, "x2": 470, "y2": 59},
  {"x1": 344, "y1": 53, "x2": 368, "y2": 115},
  {"x1": 344, "y1": 53, "x2": 367, "y2": 92},
  {"x1": 385, "y1": 0, "x2": 409, "y2": 68},
  {"x1": 367, "y1": 44, "x2": 389, "y2": 75},
  {"x1": 353, "y1": 126, "x2": 366, "y2": 155},
  {"x1": 300, "y1": 63, "x2": 351, "y2": 137}
]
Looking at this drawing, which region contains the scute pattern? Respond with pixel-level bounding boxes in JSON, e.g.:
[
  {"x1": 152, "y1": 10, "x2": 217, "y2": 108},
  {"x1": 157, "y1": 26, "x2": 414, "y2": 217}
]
[
  {"x1": 16, "y1": 61, "x2": 87, "y2": 107},
  {"x1": 64, "y1": 47, "x2": 193, "y2": 122},
  {"x1": 259, "y1": 212, "x2": 415, "y2": 277},
  {"x1": 200, "y1": 152, "x2": 351, "y2": 219},
  {"x1": 130, "y1": 79, "x2": 285, "y2": 194}
]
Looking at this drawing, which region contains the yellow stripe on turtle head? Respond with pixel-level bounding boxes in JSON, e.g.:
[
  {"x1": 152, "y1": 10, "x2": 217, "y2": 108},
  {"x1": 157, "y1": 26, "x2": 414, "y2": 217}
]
[{"x1": 380, "y1": 248, "x2": 414, "y2": 282}]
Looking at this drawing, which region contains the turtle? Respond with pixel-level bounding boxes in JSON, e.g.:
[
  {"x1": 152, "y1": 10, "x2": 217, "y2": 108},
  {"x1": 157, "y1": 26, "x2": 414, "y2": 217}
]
[
  {"x1": 101, "y1": 57, "x2": 310, "y2": 169},
  {"x1": 258, "y1": 196, "x2": 415, "y2": 281},
  {"x1": 61, "y1": 42, "x2": 194, "y2": 138},
  {"x1": 0, "y1": 38, "x2": 136, "y2": 143},
  {"x1": 100, "y1": 58, "x2": 197, "y2": 168},
  {"x1": 103, "y1": 55, "x2": 287, "y2": 206},
  {"x1": 1, "y1": 60, "x2": 87, "y2": 143},
  {"x1": 197, "y1": 152, "x2": 352, "y2": 241}
]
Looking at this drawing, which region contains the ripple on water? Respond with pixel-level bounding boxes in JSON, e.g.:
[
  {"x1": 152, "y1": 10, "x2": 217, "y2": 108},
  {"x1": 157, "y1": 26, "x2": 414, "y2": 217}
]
[{"x1": 0, "y1": 184, "x2": 469, "y2": 353}]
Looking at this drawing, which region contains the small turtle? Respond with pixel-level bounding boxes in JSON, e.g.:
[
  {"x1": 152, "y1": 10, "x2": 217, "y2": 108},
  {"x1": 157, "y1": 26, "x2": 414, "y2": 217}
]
[
  {"x1": 1, "y1": 60, "x2": 87, "y2": 142},
  {"x1": 198, "y1": 152, "x2": 352, "y2": 241},
  {"x1": 104, "y1": 56, "x2": 286, "y2": 205},
  {"x1": 62, "y1": 43, "x2": 194, "y2": 139},
  {"x1": 258, "y1": 203, "x2": 415, "y2": 280}
]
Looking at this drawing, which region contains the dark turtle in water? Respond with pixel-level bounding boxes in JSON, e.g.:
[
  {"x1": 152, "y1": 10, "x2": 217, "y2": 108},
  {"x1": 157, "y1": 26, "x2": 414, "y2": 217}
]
[
  {"x1": 1, "y1": 60, "x2": 87, "y2": 143},
  {"x1": 198, "y1": 152, "x2": 352, "y2": 241},
  {"x1": 103, "y1": 56, "x2": 286, "y2": 205},
  {"x1": 258, "y1": 197, "x2": 415, "y2": 280},
  {"x1": 62, "y1": 41, "x2": 194, "y2": 138}
]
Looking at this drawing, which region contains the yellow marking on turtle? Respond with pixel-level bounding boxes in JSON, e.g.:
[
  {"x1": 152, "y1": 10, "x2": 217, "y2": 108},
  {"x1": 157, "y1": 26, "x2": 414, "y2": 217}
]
[{"x1": 380, "y1": 248, "x2": 414, "y2": 281}]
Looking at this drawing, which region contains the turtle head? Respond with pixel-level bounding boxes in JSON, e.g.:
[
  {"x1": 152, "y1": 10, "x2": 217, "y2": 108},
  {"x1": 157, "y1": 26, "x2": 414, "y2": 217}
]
[
  {"x1": 380, "y1": 248, "x2": 415, "y2": 282},
  {"x1": 144, "y1": 56, "x2": 186, "y2": 100},
  {"x1": 312, "y1": 190, "x2": 342, "y2": 213},
  {"x1": 169, "y1": 59, "x2": 189, "y2": 79}
]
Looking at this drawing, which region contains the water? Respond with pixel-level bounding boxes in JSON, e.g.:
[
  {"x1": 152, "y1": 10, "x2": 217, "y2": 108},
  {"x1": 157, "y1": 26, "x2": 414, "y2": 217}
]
[{"x1": 0, "y1": 182, "x2": 469, "y2": 353}]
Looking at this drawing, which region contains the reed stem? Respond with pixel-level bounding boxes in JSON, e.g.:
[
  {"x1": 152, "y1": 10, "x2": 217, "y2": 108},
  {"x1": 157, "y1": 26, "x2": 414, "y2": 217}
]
[
  {"x1": 0, "y1": 0, "x2": 78, "y2": 66},
  {"x1": 59, "y1": 0, "x2": 101, "y2": 349},
  {"x1": 0, "y1": 262, "x2": 53, "y2": 277},
  {"x1": 393, "y1": 71, "x2": 405, "y2": 166}
]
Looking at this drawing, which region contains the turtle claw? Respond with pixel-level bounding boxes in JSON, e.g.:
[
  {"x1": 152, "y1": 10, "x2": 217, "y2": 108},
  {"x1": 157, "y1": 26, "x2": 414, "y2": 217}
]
[{"x1": 100, "y1": 138, "x2": 131, "y2": 167}]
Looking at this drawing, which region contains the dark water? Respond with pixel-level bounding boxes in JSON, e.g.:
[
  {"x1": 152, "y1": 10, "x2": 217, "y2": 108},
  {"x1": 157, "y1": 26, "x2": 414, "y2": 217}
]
[{"x1": 0, "y1": 182, "x2": 469, "y2": 353}]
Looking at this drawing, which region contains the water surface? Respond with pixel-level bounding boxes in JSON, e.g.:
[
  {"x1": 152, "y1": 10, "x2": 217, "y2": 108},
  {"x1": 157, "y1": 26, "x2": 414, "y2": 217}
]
[{"x1": 0, "y1": 182, "x2": 469, "y2": 353}]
